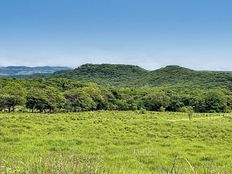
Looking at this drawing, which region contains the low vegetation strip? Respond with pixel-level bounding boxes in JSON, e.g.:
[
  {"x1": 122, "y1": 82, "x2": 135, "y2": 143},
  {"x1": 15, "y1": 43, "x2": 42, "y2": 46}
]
[{"x1": 0, "y1": 111, "x2": 232, "y2": 173}]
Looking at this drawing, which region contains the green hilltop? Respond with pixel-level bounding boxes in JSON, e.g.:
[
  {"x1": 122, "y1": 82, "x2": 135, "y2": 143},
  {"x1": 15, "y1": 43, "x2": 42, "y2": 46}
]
[
  {"x1": 52, "y1": 64, "x2": 232, "y2": 89},
  {"x1": 53, "y1": 64, "x2": 148, "y2": 87}
]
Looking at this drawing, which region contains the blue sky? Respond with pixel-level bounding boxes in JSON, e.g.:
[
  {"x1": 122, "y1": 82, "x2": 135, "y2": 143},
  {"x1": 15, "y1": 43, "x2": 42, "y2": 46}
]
[{"x1": 0, "y1": 0, "x2": 232, "y2": 70}]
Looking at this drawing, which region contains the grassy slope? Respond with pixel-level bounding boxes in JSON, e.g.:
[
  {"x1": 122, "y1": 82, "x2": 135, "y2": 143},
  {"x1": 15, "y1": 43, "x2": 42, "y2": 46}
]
[
  {"x1": 1, "y1": 111, "x2": 232, "y2": 173},
  {"x1": 52, "y1": 64, "x2": 232, "y2": 89}
]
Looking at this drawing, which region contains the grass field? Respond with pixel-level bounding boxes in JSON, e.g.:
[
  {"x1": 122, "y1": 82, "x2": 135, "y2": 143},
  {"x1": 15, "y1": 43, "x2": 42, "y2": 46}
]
[{"x1": 0, "y1": 111, "x2": 232, "y2": 174}]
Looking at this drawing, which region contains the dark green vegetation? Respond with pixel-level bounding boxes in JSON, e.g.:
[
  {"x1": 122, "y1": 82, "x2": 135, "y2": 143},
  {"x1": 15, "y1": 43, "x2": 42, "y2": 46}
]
[
  {"x1": 53, "y1": 64, "x2": 232, "y2": 89},
  {"x1": 53, "y1": 64, "x2": 148, "y2": 87},
  {"x1": 0, "y1": 66, "x2": 71, "y2": 77},
  {"x1": 1, "y1": 63, "x2": 232, "y2": 173},
  {"x1": 0, "y1": 64, "x2": 227, "y2": 114},
  {"x1": 0, "y1": 78, "x2": 231, "y2": 113},
  {"x1": 1, "y1": 111, "x2": 232, "y2": 173}
]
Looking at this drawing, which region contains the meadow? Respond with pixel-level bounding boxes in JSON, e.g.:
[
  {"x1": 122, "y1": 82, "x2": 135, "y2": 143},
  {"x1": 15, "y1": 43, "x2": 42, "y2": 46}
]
[{"x1": 0, "y1": 111, "x2": 232, "y2": 174}]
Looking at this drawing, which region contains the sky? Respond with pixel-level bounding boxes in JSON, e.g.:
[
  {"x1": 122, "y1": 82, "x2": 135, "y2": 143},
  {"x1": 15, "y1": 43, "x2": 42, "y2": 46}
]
[{"x1": 0, "y1": 0, "x2": 232, "y2": 70}]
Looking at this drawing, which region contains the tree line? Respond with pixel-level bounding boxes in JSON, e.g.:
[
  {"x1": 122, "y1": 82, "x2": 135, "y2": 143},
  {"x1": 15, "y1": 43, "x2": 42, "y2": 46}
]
[{"x1": 0, "y1": 78, "x2": 231, "y2": 113}]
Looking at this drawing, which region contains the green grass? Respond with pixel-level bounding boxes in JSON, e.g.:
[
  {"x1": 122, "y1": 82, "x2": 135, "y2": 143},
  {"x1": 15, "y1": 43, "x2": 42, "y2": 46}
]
[{"x1": 0, "y1": 111, "x2": 232, "y2": 173}]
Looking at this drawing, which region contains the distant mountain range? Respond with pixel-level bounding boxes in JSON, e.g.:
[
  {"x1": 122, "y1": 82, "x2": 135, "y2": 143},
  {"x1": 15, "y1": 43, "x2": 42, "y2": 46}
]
[
  {"x1": 0, "y1": 66, "x2": 72, "y2": 77},
  {"x1": 52, "y1": 64, "x2": 232, "y2": 89}
]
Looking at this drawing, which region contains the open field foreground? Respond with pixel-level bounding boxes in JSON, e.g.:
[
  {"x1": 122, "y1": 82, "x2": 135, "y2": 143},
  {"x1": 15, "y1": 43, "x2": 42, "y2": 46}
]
[{"x1": 0, "y1": 111, "x2": 232, "y2": 174}]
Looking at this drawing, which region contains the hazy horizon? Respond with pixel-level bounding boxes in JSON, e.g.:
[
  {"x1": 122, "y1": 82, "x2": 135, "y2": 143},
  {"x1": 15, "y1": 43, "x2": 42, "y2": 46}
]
[
  {"x1": 1, "y1": 0, "x2": 232, "y2": 71},
  {"x1": 2, "y1": 63, "x2": 232, "y2": 72}
]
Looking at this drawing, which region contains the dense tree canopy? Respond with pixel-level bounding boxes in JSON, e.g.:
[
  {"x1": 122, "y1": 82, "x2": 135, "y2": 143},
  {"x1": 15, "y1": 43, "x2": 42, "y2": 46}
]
[
  {"x1": 52, "y1": 64, "x2": 232, "y2": 89},
  {"x1": 0, "y1": 82, "x2": 26, "y2": 112},
  {"x1": 0, "y1": 78, "x2": 231, "y2": 113}
]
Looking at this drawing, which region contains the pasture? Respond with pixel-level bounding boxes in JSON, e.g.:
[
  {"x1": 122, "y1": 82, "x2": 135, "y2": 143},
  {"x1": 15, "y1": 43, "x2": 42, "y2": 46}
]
[{"x1": 0, "y1": 111, "x2": 232, "y2": 173}]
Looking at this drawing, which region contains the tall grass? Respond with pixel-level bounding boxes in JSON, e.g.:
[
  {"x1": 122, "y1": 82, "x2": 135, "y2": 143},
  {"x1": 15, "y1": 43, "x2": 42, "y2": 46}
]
[{"x1": 0, "y1": 111, "x2": 232, "y2": 173}]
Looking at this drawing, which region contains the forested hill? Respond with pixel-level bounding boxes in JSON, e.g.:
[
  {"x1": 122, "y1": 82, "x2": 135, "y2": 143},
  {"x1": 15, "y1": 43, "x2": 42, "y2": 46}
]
[
  {"x1": 52, "y1": 64, "x2": 232, "y2": 89},
  {"x1": 53, "y1": 64, "x2": 149, "y2": 86},
  {"x1": 0, "y1": 66, "x2": 72, "y2": 77}
]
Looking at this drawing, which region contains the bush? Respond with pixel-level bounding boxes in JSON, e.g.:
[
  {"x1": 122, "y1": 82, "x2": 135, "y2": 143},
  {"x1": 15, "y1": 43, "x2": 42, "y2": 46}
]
[
  {"x1": 138, "y1": 108, "x2": 147, "y2": 114},
  {"x1": 179, "y1": 106, "x2": 194, "y2": 113}
]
